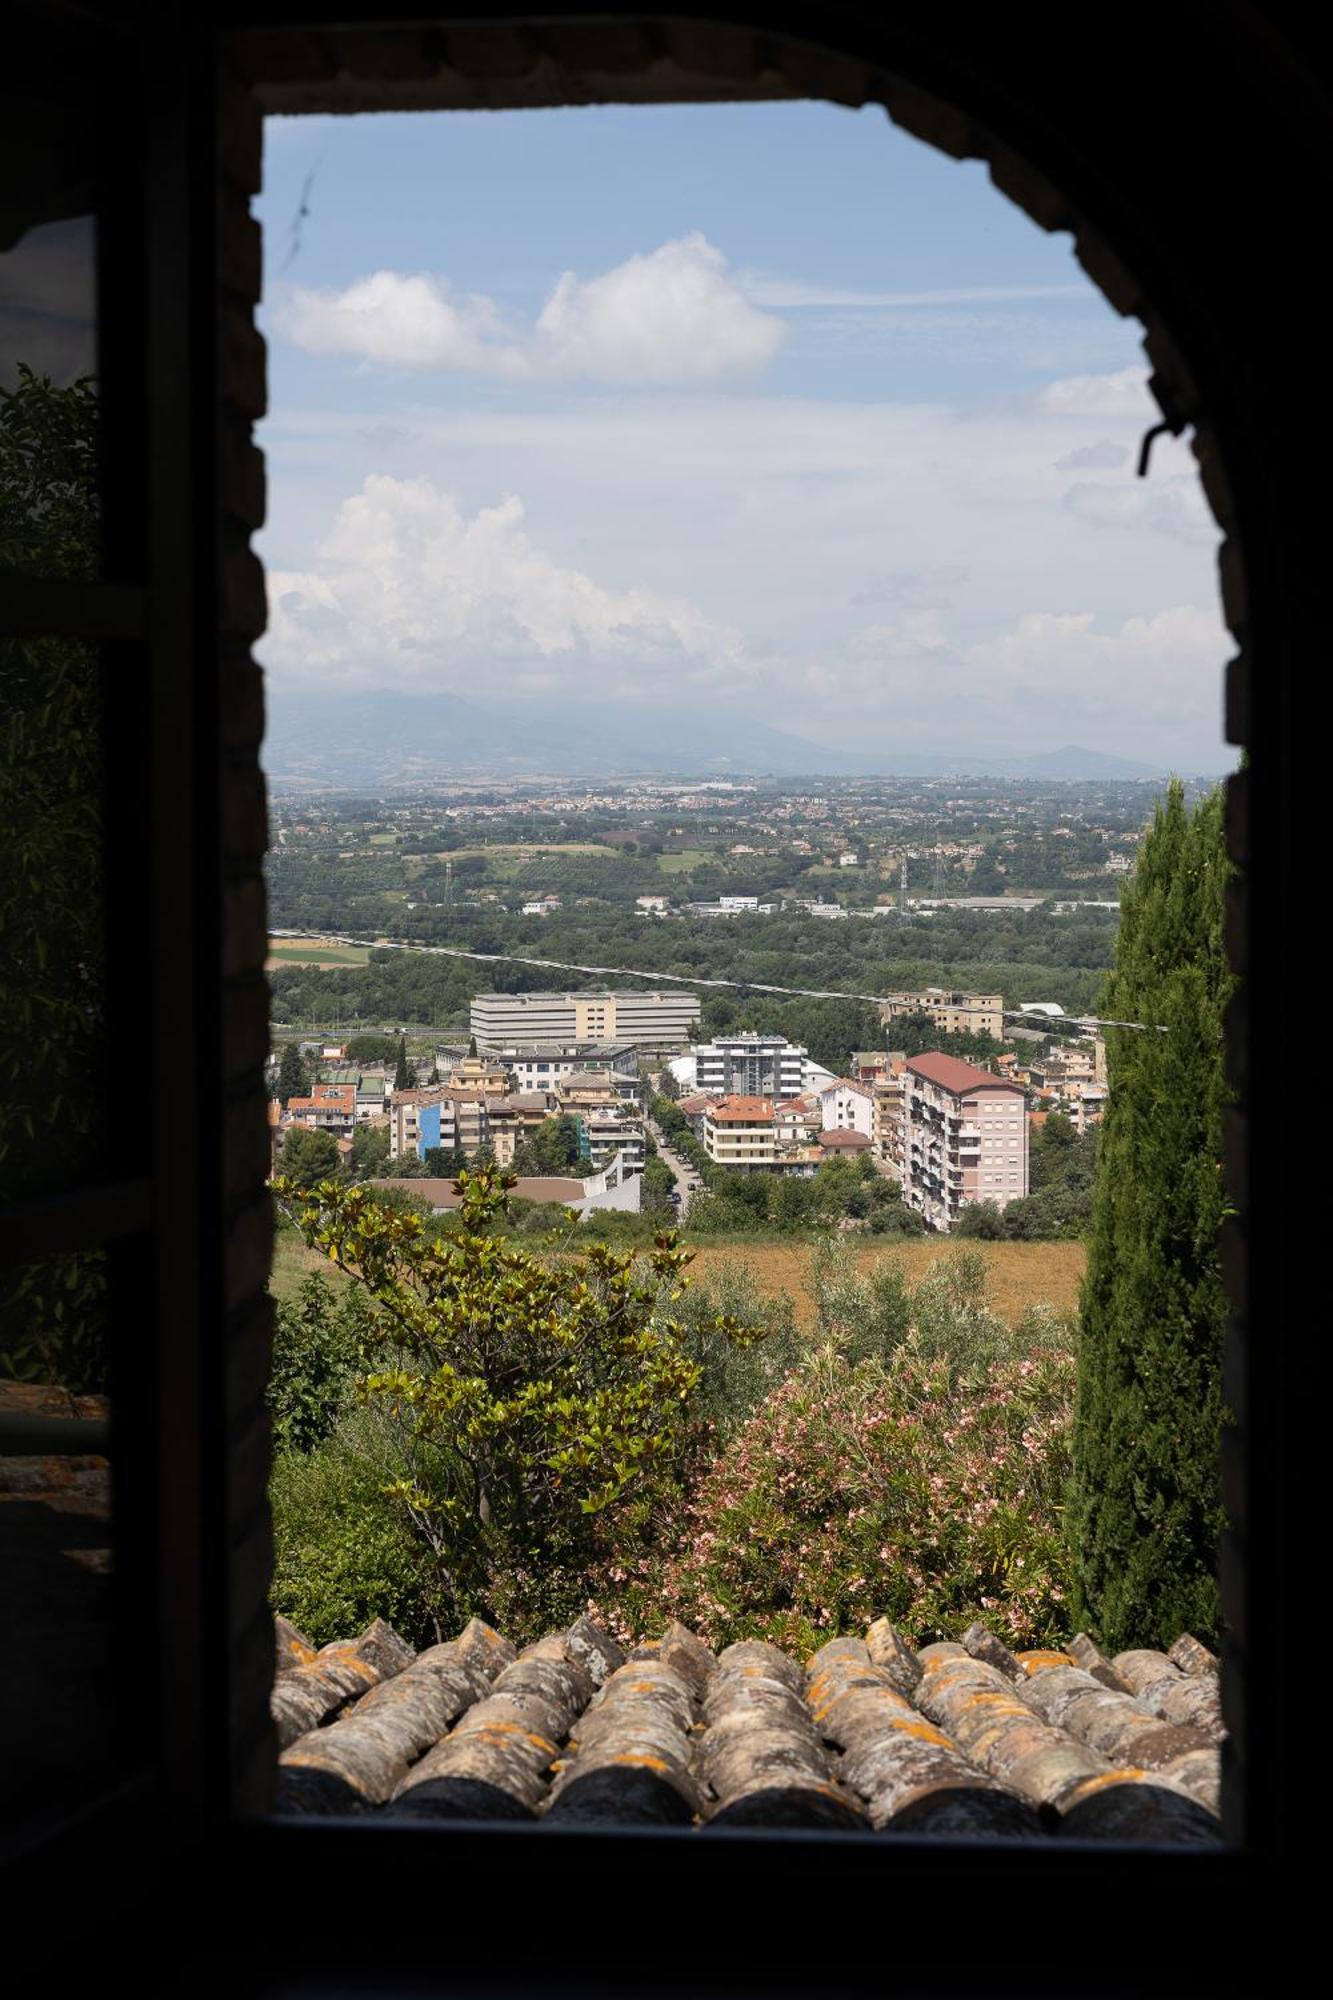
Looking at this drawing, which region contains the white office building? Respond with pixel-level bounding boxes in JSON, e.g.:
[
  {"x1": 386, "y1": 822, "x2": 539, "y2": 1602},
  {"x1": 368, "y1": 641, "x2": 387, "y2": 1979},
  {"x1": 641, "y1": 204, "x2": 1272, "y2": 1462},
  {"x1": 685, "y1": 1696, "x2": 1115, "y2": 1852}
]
[
  {"x1": 693, "y1": 1033, "x2": 809, "y2": 1099},
  {"x1": 471, "y1": 989, "x2": 700, "y2": 1053}
]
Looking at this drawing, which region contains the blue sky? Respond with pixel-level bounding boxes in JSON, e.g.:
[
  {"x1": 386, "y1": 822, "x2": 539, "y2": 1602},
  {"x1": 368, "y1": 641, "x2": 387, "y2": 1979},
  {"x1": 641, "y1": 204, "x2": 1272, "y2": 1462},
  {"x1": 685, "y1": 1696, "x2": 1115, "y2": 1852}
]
[{"x1": 255, "y1": 102, "x2": 1229, "y2": 770}]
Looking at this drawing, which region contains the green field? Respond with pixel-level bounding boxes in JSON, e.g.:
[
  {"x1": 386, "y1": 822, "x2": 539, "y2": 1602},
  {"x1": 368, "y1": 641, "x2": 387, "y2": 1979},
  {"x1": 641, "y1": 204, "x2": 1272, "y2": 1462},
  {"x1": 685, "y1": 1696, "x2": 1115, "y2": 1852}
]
[
  {"x1": 266, "y1": 941, "x2": 370, "y2": 967},
  {"x1": 658, "y1": 849, "x2": 708, "y2": 874}
]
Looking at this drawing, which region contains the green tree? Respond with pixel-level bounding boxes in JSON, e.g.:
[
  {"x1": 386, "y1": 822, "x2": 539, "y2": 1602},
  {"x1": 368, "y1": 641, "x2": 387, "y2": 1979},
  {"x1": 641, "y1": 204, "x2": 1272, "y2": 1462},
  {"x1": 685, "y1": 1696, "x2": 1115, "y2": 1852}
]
[
  {"x1": 268, "y1": 1273, "x2": 376, "y2": 1454},
  {"x1": 274, "y1": 1163, "x2": 762, "y2": 1629},
  {"x1": 348, "y1": 1121, "x2": 391, "y2": 1180},
  {"x1": 510, "y1": 1113, "x2": 582, "y2": 1176},
  {"x1": 393, "y1": 1034, "x2": 412, "y2": 1091},
  {"x1": 277, "y1": 1042, "x2": 309, "y2": 1106},
  {"x1": 280, "y1": 1125, "x2": 342, "y2": 1189},
  {"x1": 1068, "y1": 779, "x2": 1233, "y2": 1649}
]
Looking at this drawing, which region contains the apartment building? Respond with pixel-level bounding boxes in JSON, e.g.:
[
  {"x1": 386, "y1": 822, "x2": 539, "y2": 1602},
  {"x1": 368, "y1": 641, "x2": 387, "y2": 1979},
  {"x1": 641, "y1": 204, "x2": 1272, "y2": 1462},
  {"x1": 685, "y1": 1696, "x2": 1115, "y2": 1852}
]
[
  {"x1": 284, "y1": 1083, "x2": 357, "y2": 1139},
  {"x1": 901, "y1": 1053, "x2": 1029, "y2": 1231},
  {"x1": 480, "y1": 1093, "x2": 557, "y2": 1166},
  {"x1": 812, "y1": 1079, "x2": 875, "y2": 1138},
  {"x1": 436, "y1": 1054, "x2": 511, "y2": 1094},
  {"x1": 556, "y1": 1070, "x2": 621, "y2": 1114},
  {"x1": 471, "y1": 989, "x2": 700, "y2": 1052},
  {"x1": 879, "y1": 988, "x2": 1006, "y2": 1040},
  {"x1": 483, "y1": 1042, "x2": 639, "y2": 1097},
  {"x1": 579, "y1": 1113, "x2": 646, "y2": 1174},
  {"x1": 871, "y1": 1058, "x2": 909, "y2": 1176},
  {"x1": 389, "y1": 1086, "x2": 444, "y2": 1158},
  {"x1": 701, "y1": 1096, "x2": 777, "y2": 1171},
  {"x1": 693, "y1": 1033, "x2": 808, "y2": 1099}
]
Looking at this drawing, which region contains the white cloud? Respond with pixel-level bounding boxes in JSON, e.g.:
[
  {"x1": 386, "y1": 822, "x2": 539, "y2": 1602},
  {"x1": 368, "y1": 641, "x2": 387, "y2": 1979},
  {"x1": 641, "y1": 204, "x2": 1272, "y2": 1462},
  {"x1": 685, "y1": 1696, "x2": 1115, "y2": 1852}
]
[
  {"x1": 263, "y1": 473, "x2": 745, "y2": 692},
  {"x1": 257, "y1": 391, "x2": 1228, "y2": 764},
  {"x1": 961, "y1": 604, "x2": 1227, "y2": 753},
  {"x1": 1062, "y1": 477, "x2": 1215, "y2": 545},
  {"x1": 276, "y1": 270, "x2": 516, "y2": 372},
  {"x1": 1035, "y1": 366, "x2": 1154, "y2": 417},
  {"x1": 850, "y1": 609, "x2": 951, "y2": 656},
  {"x1": 1053, "y1": 440, "x2": 1129, "y2": 471},
  {"x1": 272, "y1": 234, "x2": 784, "y2": 384}
]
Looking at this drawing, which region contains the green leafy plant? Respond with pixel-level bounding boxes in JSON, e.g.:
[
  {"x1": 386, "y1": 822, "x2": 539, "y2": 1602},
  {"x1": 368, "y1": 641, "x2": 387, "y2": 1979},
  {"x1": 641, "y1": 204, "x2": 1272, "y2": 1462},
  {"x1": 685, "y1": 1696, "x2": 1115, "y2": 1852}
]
[{"x1": 273, "y1": 1161, "x2": 763, "y2": 1630}]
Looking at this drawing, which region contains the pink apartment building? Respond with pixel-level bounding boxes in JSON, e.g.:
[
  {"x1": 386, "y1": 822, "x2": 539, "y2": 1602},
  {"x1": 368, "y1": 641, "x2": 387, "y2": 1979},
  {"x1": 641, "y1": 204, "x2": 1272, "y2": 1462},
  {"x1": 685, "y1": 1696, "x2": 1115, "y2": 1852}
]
[{"x1": 902, "y1": 1053, "x2": 1029, "y2": 1231}]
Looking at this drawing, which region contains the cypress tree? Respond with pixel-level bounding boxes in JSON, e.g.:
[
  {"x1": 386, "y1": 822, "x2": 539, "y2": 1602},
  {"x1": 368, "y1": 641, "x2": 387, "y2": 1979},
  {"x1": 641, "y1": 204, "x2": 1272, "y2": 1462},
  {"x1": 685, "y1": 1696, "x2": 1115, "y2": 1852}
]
[
  {"x1": 393, "y1": 1034, "x2": 412, "y2": 1092},
  {"x1": 1069, "y1": 778, "x2": 1233, "y2": 1650},
  {"x1": 276, "y1": 1042, "x2": 308, "y2": 1107}
]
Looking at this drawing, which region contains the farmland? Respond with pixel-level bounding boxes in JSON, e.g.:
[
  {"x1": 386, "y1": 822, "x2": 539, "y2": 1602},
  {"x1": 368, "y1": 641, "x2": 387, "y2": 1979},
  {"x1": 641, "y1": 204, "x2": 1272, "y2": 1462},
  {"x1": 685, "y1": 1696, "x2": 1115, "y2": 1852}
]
[{"x1": 271, "y1": 1219, "x2": 1084, "y2": 1329}]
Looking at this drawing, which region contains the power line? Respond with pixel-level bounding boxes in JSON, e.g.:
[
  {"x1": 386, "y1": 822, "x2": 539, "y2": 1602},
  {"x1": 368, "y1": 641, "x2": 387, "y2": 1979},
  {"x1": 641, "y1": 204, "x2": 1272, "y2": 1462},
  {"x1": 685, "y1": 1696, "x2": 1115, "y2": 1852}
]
[{"x1": 269, "y1": 929, "x2": 1167, "y2": 1033}]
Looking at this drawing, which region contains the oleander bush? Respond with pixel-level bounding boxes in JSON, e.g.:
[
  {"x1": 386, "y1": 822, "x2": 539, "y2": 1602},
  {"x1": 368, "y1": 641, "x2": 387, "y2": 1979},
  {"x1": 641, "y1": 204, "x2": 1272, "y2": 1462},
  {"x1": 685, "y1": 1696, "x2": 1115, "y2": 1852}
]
[{"x1": 589, "y1": 1338, "x2": 1076, "y2": 1658}]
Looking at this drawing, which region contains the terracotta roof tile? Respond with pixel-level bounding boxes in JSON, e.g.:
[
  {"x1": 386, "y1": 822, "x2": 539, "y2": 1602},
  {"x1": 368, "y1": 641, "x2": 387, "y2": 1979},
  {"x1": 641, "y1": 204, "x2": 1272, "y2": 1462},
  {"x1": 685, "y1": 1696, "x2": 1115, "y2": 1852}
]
[{"x1": 272, "y1": 1612, "x2": 1223, "y2": 1840}]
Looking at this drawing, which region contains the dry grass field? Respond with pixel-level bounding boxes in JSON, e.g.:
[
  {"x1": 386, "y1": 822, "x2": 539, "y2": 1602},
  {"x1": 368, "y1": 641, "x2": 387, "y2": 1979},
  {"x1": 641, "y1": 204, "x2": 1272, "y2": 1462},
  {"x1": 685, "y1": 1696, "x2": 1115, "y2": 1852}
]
[
  {"x1": 685, "y1": 1238, "x2": 1085, "y2": 1328},
  {"x1": 271, "y1": 1219, "x2": 1083, "y2": 1328}
]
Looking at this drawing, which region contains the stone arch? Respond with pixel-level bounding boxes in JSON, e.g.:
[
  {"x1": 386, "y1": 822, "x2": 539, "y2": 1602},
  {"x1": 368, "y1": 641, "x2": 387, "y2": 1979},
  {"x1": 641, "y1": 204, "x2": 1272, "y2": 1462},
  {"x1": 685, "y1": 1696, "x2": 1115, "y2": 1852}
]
[{"x1": 216, "y1": 7, "x2": 1281, "y2": 1850}]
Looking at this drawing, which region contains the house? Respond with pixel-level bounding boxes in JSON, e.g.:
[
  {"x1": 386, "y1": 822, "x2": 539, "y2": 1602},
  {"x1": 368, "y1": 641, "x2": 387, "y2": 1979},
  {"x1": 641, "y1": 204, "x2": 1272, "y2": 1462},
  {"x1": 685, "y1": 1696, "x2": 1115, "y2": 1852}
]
[{"x1": 817, "y1": 1128, "x2": 873, "y2": 1160}]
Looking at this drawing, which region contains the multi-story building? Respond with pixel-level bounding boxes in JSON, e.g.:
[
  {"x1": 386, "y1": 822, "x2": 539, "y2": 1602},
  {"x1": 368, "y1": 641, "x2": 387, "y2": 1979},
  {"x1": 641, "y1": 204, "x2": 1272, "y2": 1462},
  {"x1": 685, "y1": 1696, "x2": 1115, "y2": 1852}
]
[
  {"x1": 436, "y1": 1053, "x2": 511, "y2": 1094},
  {"x1": 693, "y1": 1033, "x2": 808, "y2": 1099},
  {"x1": 871, "y1": 1057, "x2": 909, "y2": 1176},
  {"x1": 811, "y1": 1079, "x2": 875, "y2": 1138},
  {"x1": 493, "y1": 1043, "x2": 638, "y2": 1097},
  {"x1": 879, "y1": 988, "x2": 1005, "y2": 1040},
  {"x1": 480, "y1": 1093, "x2": 556, "y2": 1166},
  {"x1": 579, "y1": 1112, "x2": 646, "y2": 1173},
  {"x1": 284, "y1": 1082, "x2": 357, "y2": 1139},
  {"x1": 556, "y1": 1070, "x2": 621, "y2": 1115},
  {"x1": 701, "y1": 1096, "x2": 777, "y2": 1171},
  {"x1": 471, "y1": 989, "x2": 700, "y2": 1052},
  {"x1": 389, "y1": 1086, "x2": 444, "y2": 1158},
  {"x1": 901, "y1": 1053, "x2": 1029, "y2": 1231}
]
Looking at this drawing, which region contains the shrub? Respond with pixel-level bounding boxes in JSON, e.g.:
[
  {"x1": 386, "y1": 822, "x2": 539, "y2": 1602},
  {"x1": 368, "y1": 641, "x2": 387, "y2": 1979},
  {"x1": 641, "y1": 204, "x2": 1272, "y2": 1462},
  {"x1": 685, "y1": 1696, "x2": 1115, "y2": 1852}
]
[
  {"x1": 671, "y1": 1260, "x2": 803, "y2": 1433},
  {"x1": 590, "y1": 1341, "x2": 1076, "y2": 1658},
  {"x1": 268, "y1": 1272, "x2": 377, "y2": 1454},
  {"x1": 273, "y1": 1163, "x2": 765, "y2": 1637},
  {"x1": 269, "y1": 1405, "x2": 451, "y2": 1649}
]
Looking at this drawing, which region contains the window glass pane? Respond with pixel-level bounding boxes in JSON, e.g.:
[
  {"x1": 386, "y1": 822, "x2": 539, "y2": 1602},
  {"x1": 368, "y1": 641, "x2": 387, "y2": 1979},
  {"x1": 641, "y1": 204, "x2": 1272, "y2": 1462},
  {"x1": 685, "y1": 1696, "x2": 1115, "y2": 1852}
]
[
  {"x1": 0, "y1": 1248, "x2": 114, "y2": 1841},
  {"x1": 0, "y1": 631, "x2": 108, "y2": 1202},
  {"x1": 0, "y1": 219, "x2": 99, "y2": 582}
]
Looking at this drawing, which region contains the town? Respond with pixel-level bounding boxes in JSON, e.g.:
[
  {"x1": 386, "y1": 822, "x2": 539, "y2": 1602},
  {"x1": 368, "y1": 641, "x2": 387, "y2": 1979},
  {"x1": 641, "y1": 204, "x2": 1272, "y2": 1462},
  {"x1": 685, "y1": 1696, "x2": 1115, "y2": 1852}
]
[{"x1": 271, "y1": 980, "x2": 1106, "y2": 1234}]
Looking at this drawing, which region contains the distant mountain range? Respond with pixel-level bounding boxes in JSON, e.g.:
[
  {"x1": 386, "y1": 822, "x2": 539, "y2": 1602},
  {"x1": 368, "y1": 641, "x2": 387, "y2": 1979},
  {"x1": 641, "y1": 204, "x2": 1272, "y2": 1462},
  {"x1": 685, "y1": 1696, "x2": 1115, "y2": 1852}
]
[{"x1": 263, "y1": 689, "x2": 1177, "y2": 786}]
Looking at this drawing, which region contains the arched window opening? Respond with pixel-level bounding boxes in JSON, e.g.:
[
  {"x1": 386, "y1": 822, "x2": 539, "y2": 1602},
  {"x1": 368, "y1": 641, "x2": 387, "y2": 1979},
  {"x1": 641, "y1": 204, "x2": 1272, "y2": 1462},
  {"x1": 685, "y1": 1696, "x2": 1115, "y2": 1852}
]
[{"x1": 250, "y1": 88, "x2": 1235, "y2": 1847}]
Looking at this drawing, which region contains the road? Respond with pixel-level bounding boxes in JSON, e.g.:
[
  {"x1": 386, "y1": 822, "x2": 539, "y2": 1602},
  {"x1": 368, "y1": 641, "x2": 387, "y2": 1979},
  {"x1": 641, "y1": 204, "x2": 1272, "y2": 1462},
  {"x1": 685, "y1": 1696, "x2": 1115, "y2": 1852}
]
[{"x1": 646, "y1": 1116, "x2": 700, "y2": 1221}]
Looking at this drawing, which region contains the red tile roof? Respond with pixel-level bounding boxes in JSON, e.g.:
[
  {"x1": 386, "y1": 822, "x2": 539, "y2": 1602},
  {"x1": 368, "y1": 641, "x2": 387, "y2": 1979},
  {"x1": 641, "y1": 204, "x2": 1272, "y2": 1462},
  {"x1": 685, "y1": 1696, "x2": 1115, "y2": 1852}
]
[
  {"x1": 907, "y1": 1053, "x2": 1022, "y2": 1097},
  {"x1": 818, "y1": 1129, "x2": 872, "y2": 1149},
  {"x1": 707, "y1": 1096, "x2": 775, "y2": 1123}
]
